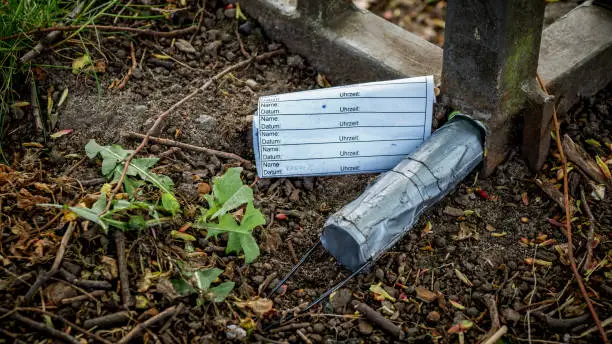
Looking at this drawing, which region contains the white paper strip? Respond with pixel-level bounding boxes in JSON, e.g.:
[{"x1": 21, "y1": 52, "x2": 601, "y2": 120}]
[{"x1": 253, "y1": 76, "x2": 435, "y2": 178}]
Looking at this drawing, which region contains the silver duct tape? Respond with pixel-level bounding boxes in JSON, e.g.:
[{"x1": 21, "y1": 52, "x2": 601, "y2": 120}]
[{"x1": 321, "y1": 115, "x2": 485, "y2": 271}]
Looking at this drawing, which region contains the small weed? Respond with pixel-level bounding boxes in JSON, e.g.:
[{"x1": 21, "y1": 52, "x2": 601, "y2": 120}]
[
  {"x1": 40, "y1": 140, "x2": 179, "y2": 232},
  {"x1": 195, "y1": 167, "x2": 265, "y2": 264},
  {"x1": 171, "y1": 267, "x2": 235, "y2": 306}
]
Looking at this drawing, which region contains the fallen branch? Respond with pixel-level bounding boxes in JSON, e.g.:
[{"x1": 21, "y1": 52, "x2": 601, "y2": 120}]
[
  {"x1": 122, "y1": 131, "x2": 250, "y2": 166},
  {"x1": 2, "y1": 25, "x2": 198, "y2": 43},
  {"x1": 83, "y1": 311, "x2": 134, "y2": 329},
  {"x1": 0, "y1": 306, "x2": 80, "y2": 344},
  {"x1": 481, "y1": 325, "x2": 507, "y2": 344},
  {"x1": 258, "y1": 272, "x2": 278, "y2": 296},
  {"x1": 354, "y1": 302, "x2": 404, "y2": 339},
  {"x1": 58, "y1": 268, "x2": 112, "y2": 289},
  {"x1": 534, "y1": 312, "x2": 590, "y2": 330},
  {"x1": 16, "y1": 307, "x2": 112, "y2": 344},
  {"x1": 114, "y1": 41, "x2": 136, "y2": 90},
  {"x1": 536, "y1": 74, "x2": 608, "y2": 344},
  {"x1": 562, "y1": 135, "x2": 609, "y2": 185},
  {"x1": 19, "y1": 2, "x2": 85, "y2": 63},
  {"x1": 580, "y1": 189, "x2": 596, "y2": 272},
  {"x1": 482, "y1": 294, "x2": 500, "y2": 336},
  {"x1": 235, "y1": 26, "x2": 250, "y2": 58},
  {"x1": 60, "y1": 290, "x2": 106, "y2": 304},
  {"x1": 269, "y1": 322, "x2": 310, "y2": 334},
  {"x1": 117, "y1": 306, "x2": 179, "y2": 344},
  {"x1": 105, "y1": 50, "x2": 286, "y2": 213},
  {"x1": 24, "y1": 222, "x2": 76, "y2": 303},
  {"x1": 115, "y1": 231, "x2": 132, "y2": 308}
]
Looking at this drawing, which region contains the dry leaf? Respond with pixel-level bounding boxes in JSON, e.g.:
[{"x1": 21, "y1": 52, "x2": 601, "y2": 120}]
[
  {"x1": 449, "y1": 299, "x2": 465, "y2": 310},
  {"x1": 370, "y1": 283, "x2": 396, "y2": 302},
  {"x1": 50, "y1": 129, "x2": 73, "y2": 139},
  {"x1": 17, "y1": 188, "x2": 50, "y2": 210},
  {"x1": 234, "y1": 298, "x2": 274, "y2": 316},
  {"x1": 72, "y1": 54, "x2": 92, "y2": 74},
  {"x1": 415, "y1": 286, "x2": 437, "y2": 303},
  {"x1": 448, "y1": 320, "x2": 473, "y2": 334},
  {"x1": 454, "y1": 269, "x2": 473, "y2": 287}
]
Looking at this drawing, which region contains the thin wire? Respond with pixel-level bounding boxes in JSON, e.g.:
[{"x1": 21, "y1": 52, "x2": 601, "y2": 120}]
[
  {"x1": 267, "y1": 241, "x2": 322, "y2": 296},
  {"x1": 264, "y1": 261, "x2": 372, "y2": 331}
]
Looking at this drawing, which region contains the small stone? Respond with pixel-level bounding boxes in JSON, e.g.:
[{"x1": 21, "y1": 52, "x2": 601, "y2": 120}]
[
  {"x1": 45, "y1": 282, "x2": 77, "y2": 304},
  {"x1": 175, "y1": 39, "x2": 197, "y2": 54},
  {"x1": 220, "y1": 32, "x2": 233, "y2": 43},
  {"x1": 302, "y1": 177, "x2": 314, "y2": 191},
  {"x1": 287, "y1": 55, "x2": 305, "y2": 69},
  {"x1": 195, "y1": 114, "x2": 215, "y2": 125},
  {"x1": 502, "y1": 308, "x2": 521, "y2": 323},
  {"x1": 206, "y1": 29, "x2": 221, "y2": 41},
  {"x1": 150, "y1": 145, "x2": 161, "y2": 153},
  {"x1": 204, "y1": 41, "x2": 222, "y2": 57},
  {"x1": 116, "y1": 49, "x2": 127, "y2": 58},
  {"x1": 134, "y1": 105, "x2": 147, "y2": 115},
  {"x1": 245, "y1": 79, "x2": 259, "y2": 91},
  {"x1": 446, "y1": 245, "x2": 456, "y2": 253},
  {"x1": 238, "y1": 21, "x2": 253, "y2": 35},
  {"x1": 426, "y1": 310, "x2": 440, "y2": 323},
  {"x1": 225, "y1": 324, "x2": 247, "y2": 340},
  {"x1": 313, "y1": 323, "x2": 325, "y2": 333},
  {"x1": 198, "y1": 238, "x2": 209, "y2": 248},
  {"x1": 224, "y1": 8, "x2": 236, "y2": 18},
  {"x1": 330, "y1": 288, "x2": 352, "y2": 312},
  {"x1": 252, "y1": 275, "x2": 264, "y2": 284},
  {"x1": 466, "y1": 307, "x2": 480, "y2": 317},
  {"x1": 406, "y1": 327, "x2": 419, "y2": 336},
  {"x1": 197, "y1": 182, "x2": 211, "y2": 195},
  {"x1": 358, "y1": 320, "x2": 373, "y2": 335},
  {"x1": 443, "y1": 206, "x2": 464, "y2": 217},
  {"x1": 132, "y1": 68, "x2": 143, "y2": 79},
  {"x1": 224, "y1": 51, "x2": 236, "y2": 61},
  {"x1": 433, "y1": 236, "x2": 446, "y2": 248},
  {"x1": 375, "y1": 268, "x2": 384, "y2": 281}
]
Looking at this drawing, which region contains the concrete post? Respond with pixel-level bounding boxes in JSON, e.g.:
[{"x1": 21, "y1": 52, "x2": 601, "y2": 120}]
[{"x1": 440, "y1": 0, "x2": 546, "y2": 175}]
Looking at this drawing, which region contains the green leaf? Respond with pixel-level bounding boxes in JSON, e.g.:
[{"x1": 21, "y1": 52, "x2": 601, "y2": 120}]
[
  {"x1": 211, "y1": 186, "x2": 252, "y2": 219},
  {"x1": 85, "y1": 140, "x2": 104, "y2": 159},
  {"x1": 128, "y1": 215, "x2": 146, "y2": 231},
  {"x1": 208, "y1": 281, "x2": 235, "y2": 302},
  {"x1": 123, "y1": 177, "x2": 144, "y2": 198},
  {"x1": 40, "y1": 204, "x2": 109, "y2": 232},
  {"x1": 129, "y1": 158, "x2": 159, "y2": 176},
  {"x1": 91, "y1": 193, "x2": 107, "y2": 214},
  {"x1": 240, "y1": 202, "x2": 266, "y2": 231},
  {"x1": 171, "y1": 279, "x2": 196, "y2": 296},
  {"x1": 212, "y1": 167, "x2": 244, "y2": 204},
  {"x1": 194, "y1": 268, "x2": 223, "y2": 290},
  {"x1": 161, "y1": 192, "x2": 180, "y2": 215},
  {"x1": 240, "y1": 233, "x2": 260, "y2": 264}
]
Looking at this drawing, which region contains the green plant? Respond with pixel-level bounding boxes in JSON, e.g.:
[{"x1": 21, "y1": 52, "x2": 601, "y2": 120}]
[
  {"x1": 40, "y1": 140, "x2": 179, "y2": 232},
  {"x1": 85, "y1": 139, "x2": 180, "y2": 214},
  {"x1": 171, "y1": 267, "x2": 235, "y2": 306},
  {"x1": 195, "y1": 167, "x2": 265, "y2": 264}
]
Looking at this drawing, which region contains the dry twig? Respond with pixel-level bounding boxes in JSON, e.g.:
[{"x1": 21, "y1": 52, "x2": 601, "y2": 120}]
[
  {"x1": 115, "y1": 42, "x2": 136, "y2": 90},
  {"x1": 536, "y1": 74, "x2": 608, "y2": 344},
  {"x1": 24, "y1": 222, "x2": 77, "y2": 302},
  {"x1": 115, "y1": 231, "x2": 132, "y2": 308},
  {"x1": 123, "y1": 131, "x2": 250, "y2": 165},
  {"x1": 3, "y1": 25, "x2": 198, "y2": 43},
  {"x1": 16, "y1": 307, "x2": 112, "y2": 344},
  {"x1": 481, "y1": 325, "x2": 507, "y2": 344},
  {"x1": 354, "y1": 302, "x2": 404, "y2": 339},
  {"x1": 0, "y1": 306, "x2": 80, "y2": 344},
  {"x1": 580, "y1": 189, "x2": 596, "y2": 272},
  {"x1": 117, "y1": 305, "x2": 179, "y2": 344}
]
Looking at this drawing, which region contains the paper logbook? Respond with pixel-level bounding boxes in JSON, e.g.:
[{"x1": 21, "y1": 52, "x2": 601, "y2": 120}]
[{"x1": 252, "y1": 76, "x2": 435, "y2": 178}]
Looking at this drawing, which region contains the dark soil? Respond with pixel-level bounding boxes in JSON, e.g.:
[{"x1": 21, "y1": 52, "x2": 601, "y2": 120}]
[{"x1": 1, "y1": 1, "x2": 610, "y2": 344}]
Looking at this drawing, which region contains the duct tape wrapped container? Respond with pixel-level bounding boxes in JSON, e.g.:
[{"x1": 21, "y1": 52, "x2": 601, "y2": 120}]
[{"x1": 321, "y1": 115, "x2": 485, "y2": 271}]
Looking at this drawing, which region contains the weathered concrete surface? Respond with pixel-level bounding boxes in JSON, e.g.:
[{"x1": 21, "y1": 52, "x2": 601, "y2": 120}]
[
  {"x1": 440, "y1": 0, "x2": 545, "y2": 176},
  {"x1": 240, "y1": 0, "x2": 442, "y2": 84}
]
